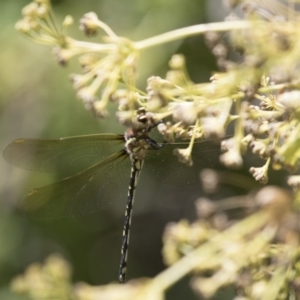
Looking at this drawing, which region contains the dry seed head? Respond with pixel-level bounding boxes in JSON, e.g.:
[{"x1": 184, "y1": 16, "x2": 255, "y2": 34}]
[
  {"x1": 221, "y1": 138, "x2": 235, "y2": 152},
  {"x1": 220, "y1": 148, "x2": 243, "y2": 169},
  {"x1": 196, "y1": 197, "x2": 217, "y2": 218},
  {"x1": 146, "y1": 76, "x2": 172, "y2": 92},
  {"x1": 254, "y1": 186, "x2": 291, "y2": 220},
  {"x1": 257, "y1": 121, "x2": 270, "y2": 135},
  {"x1": 212, "y1": 43, "x2": 228, "y2": 58},
  {"x1": 250, "y1": 280, "x2": 268, "y2": 299},
  {"x1": 287, "y1": 175, "x2": 300, "y2": 188},
  {"x1": 22, "y1": 3, "x2": 39, "y2": 17},
  {"x1": 15, "y1": 18, "x2": 38, "y2": 33},
  {"x1": 76, "y1": 87, "x2": 97, "y2": 108},
  {"x1": 277, "y1": 90, "x2": 300, "y2": 110},
  {"x1": 204, "y1": 30, "x2": 221, "y2": 47},
  {"x1": 166, "y1": 70, "x2": 186, "y2": 85},
  {"x1": 36, "y1": 4, "x2": 48, "y2": 18},
  {"x1": 169, "y1": 54, "x2": 185, "y2": 69},
  {"x1": 111, "y1": 89, "x2": 128, "y2": 103},
  {"x1": 241, "y1": 134, "x2": 254, "y2": 147},
  {"x1": 63, "y1": 15, "x2": 74, "y2": 27},
  {"x1": 249, "y1": 139, "x2": 269, "y2": 157},
  {"x1": 249, "y1": 165, "x2": 268, "y2": 184},
  {"x1": 79, "y1": 53, "x2": 100, "y2": 71},
  {"x1": 220, "y1": 137, "x2": 244, "y2": 168},
  {"x1": 53, "y1": 47, "x2": 75, "y2": 65},
  {"x1": 199, "y1": 169, "x2": 220, "y2": 194},
  {"x1": 201, "y1": 117, "x2": 226, "y2": 138},
  {"x1": 44, "y1": 254, "x2": 71, "y2": 280},
  {"x1": 11, "y1": 275, "x2": 28, "y2": 294},
  {"x1": 118, "y1": 98, "x2": 130, "y2": 111},
  {"x1": 93, "y1": 104, "x2": 109, "y2": 118},
  {"x1": 147, "y1": 94, "x2": 165, "y2": 111},
  {"x1": 173, "y1": 147, "x2": 193, "y2": 167},
  {"x1": 79, "y1": 12, "x2": 100, "y2": 37},
  {"x1": 173, "y1": 102, "x2": 197, "y2": 124},
  {"x1": 70, "y1": 74, "x2": 87, "y2": 90},
  {"x1": 157, "y1": 122, "x2": 175, "y2": 143},
  {"x1": 116, "y1": 110, "x2": 137, "y2": 127},
  {"x1": 212, "y1": 213, "x2": 229, "y2": 230}
]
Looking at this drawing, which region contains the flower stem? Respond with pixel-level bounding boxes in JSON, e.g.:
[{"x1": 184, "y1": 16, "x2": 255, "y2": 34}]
[{"x1": 135, "y1": 21, "x2": 253, "y2": 50}]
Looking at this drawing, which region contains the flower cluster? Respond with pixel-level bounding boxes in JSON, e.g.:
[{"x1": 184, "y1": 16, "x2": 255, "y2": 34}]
[
  {"x1": 162, "y1": 184, "x2": 300, "y2": 299},
  {"x1": 11, "y1": 254, "x2": 72, "y2": 300},
  {"x1": 10, "y1": 186, "x2": 300, "y2": 300},
  {"x1": 16, "y1": 0, "x2": 140, "y2": 117},
  {"x1": 13, "y1": 1, "x2": 300, "y2": 297},
  {"x1": 15, "y1": 0, "x2": 300, "y2": 197}
]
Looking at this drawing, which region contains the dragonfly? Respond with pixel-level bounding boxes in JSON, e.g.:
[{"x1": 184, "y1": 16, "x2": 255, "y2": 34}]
[{"x1": 3, "y1": 125, "x2": 223, "y2": 283}]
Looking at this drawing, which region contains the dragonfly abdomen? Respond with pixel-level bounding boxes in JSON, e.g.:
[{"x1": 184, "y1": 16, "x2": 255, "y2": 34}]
[{"x1": 118, "y1": 158, "x2": 143, "y2": 283}]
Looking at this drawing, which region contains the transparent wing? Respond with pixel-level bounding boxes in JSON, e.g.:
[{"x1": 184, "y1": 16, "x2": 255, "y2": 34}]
[
  {"x1": 19, "y1": 150, "x2": 131, "y2": 218},
  {"x1": 3, "y1": 134, "x2": 124, "y2": 177},
  {"x1": 4, "y1": 134, "x2": 224, "y2": 218},
  {"x1": 248, "y1": 0, "x2": 296, "y2": 20},
  {"x1": 145, "y1": 139, "x2": 225, "y2": 186}
]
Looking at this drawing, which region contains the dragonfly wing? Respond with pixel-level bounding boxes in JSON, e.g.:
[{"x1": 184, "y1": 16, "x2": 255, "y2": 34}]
[
  {"x1": 145, "y1": 139, "x2": 225, "y2": 186},
  {"x1": 19, "y1": 150, "x2": 131, "y2": 218},
  {"x1": 3, "y1": 134, "x2": 124, "y2": 177}
]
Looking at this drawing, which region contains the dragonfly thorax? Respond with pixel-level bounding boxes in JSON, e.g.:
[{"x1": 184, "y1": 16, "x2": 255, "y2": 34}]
[{"x1": 124, "y1": 128, "x2": 154, "y2": 161}]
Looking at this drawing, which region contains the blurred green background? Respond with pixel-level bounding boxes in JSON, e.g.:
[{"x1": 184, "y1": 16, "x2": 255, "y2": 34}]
[{"x1": 0, "y1": 1, "x2": 235, "y2": 299}]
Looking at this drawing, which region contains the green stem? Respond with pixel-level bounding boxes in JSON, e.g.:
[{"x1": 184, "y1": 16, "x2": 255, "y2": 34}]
[
  {"x1": 134, "y1": 21, "x2": 253, "y2": 50},
  {"x1": 70, "y1": 40, "x2": 116, "y2": 52}
]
